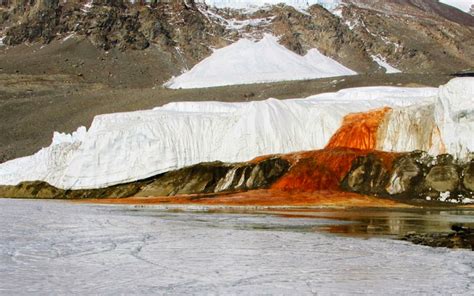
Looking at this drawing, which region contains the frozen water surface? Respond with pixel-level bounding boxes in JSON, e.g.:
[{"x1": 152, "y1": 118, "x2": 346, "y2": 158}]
[{"x1": 0, "y1": 199, "x2": 473, "y2": 295}]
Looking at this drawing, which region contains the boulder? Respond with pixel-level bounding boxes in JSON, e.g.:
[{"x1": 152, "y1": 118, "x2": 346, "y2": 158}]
[
  {"x1": 385, "y1": 153, "x2": 425, "y2": 197},
  {"x1": 341, "y1": 153, "x2": 389, "y2": 195},
  {"x1": 424, "y1": 158, "x2": 460, "y2": 193},
  {"x1": 462, "y1": 161, "x2": 474, "y2": 192}
]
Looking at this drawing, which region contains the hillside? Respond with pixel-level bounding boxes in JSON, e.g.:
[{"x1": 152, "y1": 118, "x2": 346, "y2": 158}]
[{"x1": 1, "y1": 0, "x2": 473, "y2": 78}]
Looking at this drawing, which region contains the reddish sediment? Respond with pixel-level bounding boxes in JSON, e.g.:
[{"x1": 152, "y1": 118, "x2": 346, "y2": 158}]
[
  {"x1": 326, "y1": 107, "x2": 391, "y2": 150},
  {"x1": 86, "y1": 189, "x2": 409, "y2": 208},
  {"x1": 272, "y1": 148, "x2": 400, "y2": 192}
]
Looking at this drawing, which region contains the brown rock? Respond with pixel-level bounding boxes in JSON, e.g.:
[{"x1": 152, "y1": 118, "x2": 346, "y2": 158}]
[
  {"x1": 424, "y1": 164, "x2": 459, "y2": 192},
  {"x1": 462, "y1": 161, "x2": 474, "y2": 192},
  {"x1": 341, "y1": 153, "x2": 389, "y2": 195}
]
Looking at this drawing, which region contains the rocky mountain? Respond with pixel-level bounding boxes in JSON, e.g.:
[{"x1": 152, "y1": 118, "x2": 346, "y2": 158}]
[{"x1": 1, "y1": 0, "x2": 473, "y2": 77}]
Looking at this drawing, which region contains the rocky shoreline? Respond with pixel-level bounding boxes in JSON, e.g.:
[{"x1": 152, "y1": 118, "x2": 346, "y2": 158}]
[
  {"x1": 401, "y1": 225, "x2": 474, "y2": 250},
  {"x1": 343, "y1": 151, "x2": 474, "y2": 204}
]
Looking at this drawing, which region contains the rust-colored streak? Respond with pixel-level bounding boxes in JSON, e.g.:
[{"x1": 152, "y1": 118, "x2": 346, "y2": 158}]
[
  {"x1": 272, "y1": 148, "x2": 400, "y2": 192},
  {"x1": 326, "y1": 107, "x2": 392, "y2": 150}
]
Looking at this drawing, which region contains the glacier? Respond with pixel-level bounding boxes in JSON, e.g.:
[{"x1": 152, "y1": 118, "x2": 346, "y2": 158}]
[
  {"x1": 165, "y1": 35, "x2": 357, "y2": 89},
  {"x1": 0, "y1": 78, "x2": 473, "y2": 190}
]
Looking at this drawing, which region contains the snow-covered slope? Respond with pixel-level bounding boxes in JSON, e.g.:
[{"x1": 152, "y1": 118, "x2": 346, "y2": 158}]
[
  {"x1": 1, "y1": 78, "x2": 473, "y2": 190},
  {"x1": 196, "y1": 0, "x2": 341, "y2": 10},
  {"x1": 165, "y1": 35, "x2": 357, "y2": 89},
  {"x1": 371, "y1": 55, "x2": 401, "y2": 74}
]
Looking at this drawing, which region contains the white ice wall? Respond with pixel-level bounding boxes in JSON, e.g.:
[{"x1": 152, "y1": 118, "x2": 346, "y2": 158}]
[
  {"x1": 0, "y1": 78, "x2": 472, "y2": 190},
  {"x1": 0, "y1": 85, "x2": 449, "y2": 190}
]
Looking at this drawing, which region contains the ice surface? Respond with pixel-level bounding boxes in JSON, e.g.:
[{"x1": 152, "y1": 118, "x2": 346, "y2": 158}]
[
  {"x1": 0, "y1": 199, "x2": 473, "y2": 295},
  {"x1": 439, "y1": 0, "x2": 473, "y2": 12},
  {"x1": 436, "y1": 78, "x2": 474, "y2": 159},
  {"x1": 165, "y1": 35, "x2": 357, "y2": 89}
]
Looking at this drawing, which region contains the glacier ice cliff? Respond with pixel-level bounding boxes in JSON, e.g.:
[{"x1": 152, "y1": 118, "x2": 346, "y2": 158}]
[{"x1": 0, "y1": 78, "x2": 472, "y2": 190}]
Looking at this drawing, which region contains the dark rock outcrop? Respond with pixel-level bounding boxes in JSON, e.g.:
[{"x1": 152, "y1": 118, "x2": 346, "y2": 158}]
[
  {"x1": 0, "y1": 157, "x2": 290, "y2": 199},
  {"x1": 0, "y1": 147, "x2": 471, "y2": 204},
  {"x1": 401, "y1": 225, "x2": 474, "y2": 250},
  {"x1": 423, "y1": 154, "x2": 461, "y2": 197},
  {"x1": 342, "y1": 151, "x2": 473, "y2": 203},
  {"x1": 384, "y1": 151, "x2": 429, "y2": 198},
  {"x1": 137, "y1": 157, "x2": 290, "y2": 197},
  {"x1": 462, "y1": 160, "x2": 474, "y2": 192},
  {"x1": 341, "y1": 153, "x2": 389, "y2": 196}
]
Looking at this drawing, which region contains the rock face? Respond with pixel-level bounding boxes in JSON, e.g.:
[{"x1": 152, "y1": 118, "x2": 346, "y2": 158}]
[
  {"x1": 0, "y1": 180, "x2": 146, "y2": 199},
  {"x1": 336, "y1": 1, "x2": 474, "y2": 73},
  {"x1": 137, "y1": 157, "x2": 290, "y2": 197},
  {"x1": 341, "y1": 154, "x2": 389, "y2": 195},
  {"x1": 1, "y1": 0, "x2": 473, "y2": 74},
  {"x1": 463, "y1": 161, "x2": 474, "y2": 192},
  {"x1": 401, "y1": 225, "x2": 474, "y2": 250},
  {"x1": 385, "y1": 152, "x2": 427, "y2": 197},
  {"x1": 342, "y1": 151, "x2": 474, "y2": 202},
  {"x1": 424, "y1": 155, "x2": 459, "y2": 193},
  {"x1": 0, "y1": 157, "x2": 290, "y2": 199},
  {"x1": 1, "y1": 0, "x2": 224, "y2": 66}
]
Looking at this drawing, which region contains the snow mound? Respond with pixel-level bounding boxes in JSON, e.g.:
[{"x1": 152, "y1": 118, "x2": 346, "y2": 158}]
[{"x1": 165, "y1": 35, "x2": 357, "y2": 89}]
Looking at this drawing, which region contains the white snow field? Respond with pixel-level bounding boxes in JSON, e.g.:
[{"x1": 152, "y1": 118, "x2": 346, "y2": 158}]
[
  {"x1": 165, "y1": 35, "x2": 357, "y2": 89},
  {"x1": 1, "y1": 199, "x2": 473, "y2": 295},
  {"x1": 0, "y1": 78, "x2": 473, "y2": 190}
]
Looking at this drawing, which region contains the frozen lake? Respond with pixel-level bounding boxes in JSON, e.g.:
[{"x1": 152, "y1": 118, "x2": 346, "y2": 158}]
[{"x1": 0, "y1": 199, "x2": 473, "y2": 295}]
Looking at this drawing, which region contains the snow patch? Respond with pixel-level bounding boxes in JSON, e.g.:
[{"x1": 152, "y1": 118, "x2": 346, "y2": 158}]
[
  {"x1": 371, "y1": 54, "x2": 401, "y2": 74},
  {"x1": 61, "y1": 33, "x2": 76, "y2": 43},
  {"x1": 81, "y1": 0, "x2": 93, "y2": 13},
  {"x1": 439, "y1": 191, "x2": 451, "y2": 202},
  {"x1": 165, "y1": 34, "x2": 357, "y2": 89}
]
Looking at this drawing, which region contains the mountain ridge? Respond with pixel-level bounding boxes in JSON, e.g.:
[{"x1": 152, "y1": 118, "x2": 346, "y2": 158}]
[{"x1": 1, "y1": 0, "x2": 473, "y2": 76}]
